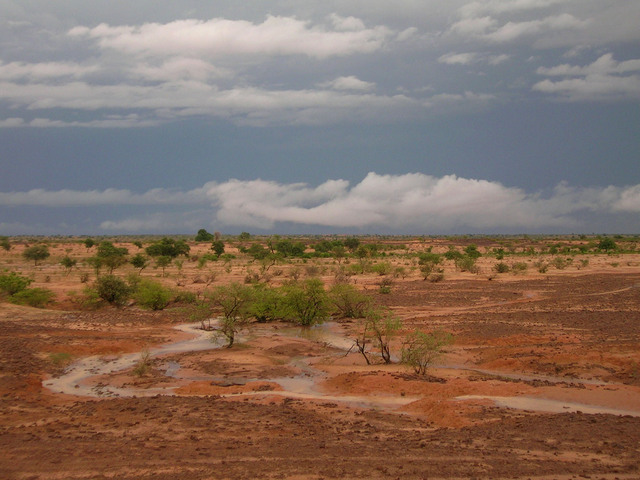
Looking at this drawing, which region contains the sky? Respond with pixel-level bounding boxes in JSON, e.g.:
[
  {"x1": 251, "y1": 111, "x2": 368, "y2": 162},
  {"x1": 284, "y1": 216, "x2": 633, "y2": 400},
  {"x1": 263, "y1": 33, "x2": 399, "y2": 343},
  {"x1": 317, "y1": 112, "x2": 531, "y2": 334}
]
[{"x1": 0, "y1": 0, "x2": 639, "y2": 235}]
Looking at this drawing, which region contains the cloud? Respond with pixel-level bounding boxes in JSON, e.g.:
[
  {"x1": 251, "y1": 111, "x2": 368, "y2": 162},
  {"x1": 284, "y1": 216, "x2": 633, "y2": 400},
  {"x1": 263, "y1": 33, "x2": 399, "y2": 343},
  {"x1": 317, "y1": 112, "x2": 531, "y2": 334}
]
[
  {"x1": 0, "y1": 80, "x2": 420, "y2": 126},
  {"x1": 536, "y1": 53, "x2": 640, "y2": 76},
  {"x1": 0, "y1": 117, "x2": 25, "y2": 127},
  {"x1": 68, "y1": 16, "x2": 394, "y2": 59},
  {"x1": 3, "y1": 173, "x2": 640, "y2": 232},
  {"x1": 0, "y1": 60, "x2": 98, "y2": 81},
  {"x1": 99, "y1": 211, "x2": 204, "y2": 232},
  {"x1": 451, "y1": 13, "x2": 589, "y2": 43},
  {"x1": 200, "y1": 173, "x2": 640, "y2": 230},
  {"x1": 449, "y1": 2, "x2": 640, "y2": 48},
  {"x1": 0, "y1": 187, "x2": 208, "y2": 206},
  {"x1": 438, "y1": 52, "x2": 478, "y2": 65},
  {"x1": 318, "y1": 76, "x2": 376, "y2": 91},
  {"x1": 438, "y1": 52, "x2": 510, "y2": 66},
  {"x1": 534, "y1": 54, "x2": 640, "y2": 100}
]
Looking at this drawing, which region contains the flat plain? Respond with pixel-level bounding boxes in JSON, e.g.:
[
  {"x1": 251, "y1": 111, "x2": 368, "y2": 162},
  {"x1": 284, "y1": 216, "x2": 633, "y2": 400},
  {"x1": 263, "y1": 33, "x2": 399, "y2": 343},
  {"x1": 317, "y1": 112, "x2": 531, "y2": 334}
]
[{"x1": 1, "y1": 235, "x2": 639, "y2": 479}]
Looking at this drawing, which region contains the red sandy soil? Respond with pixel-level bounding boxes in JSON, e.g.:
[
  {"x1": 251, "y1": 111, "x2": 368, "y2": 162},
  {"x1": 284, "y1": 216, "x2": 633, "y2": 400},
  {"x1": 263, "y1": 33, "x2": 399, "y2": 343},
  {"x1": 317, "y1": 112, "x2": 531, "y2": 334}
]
[{"x1": 1, "y1": 239, "x2": 640, "y2": 479}]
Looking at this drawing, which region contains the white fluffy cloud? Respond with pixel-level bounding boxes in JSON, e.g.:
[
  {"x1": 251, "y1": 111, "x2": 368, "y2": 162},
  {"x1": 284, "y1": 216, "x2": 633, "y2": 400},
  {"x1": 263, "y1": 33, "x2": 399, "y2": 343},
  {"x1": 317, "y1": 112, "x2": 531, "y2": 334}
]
[
  {"x1": 0, "y1": 187, "x2": 208, "y2": 206},
  {"x1": 5, "y1": 173, "x2": 635, "y2": 232},
  {"x1": 318, "y1": 76, "x2": 376, "y2": 91},
  {"x1": 534, "y1": 54, "x2": 640, "y2": 100},
  {"x1": 68, "y1": 16, "x2": 393, "y2": 59}
]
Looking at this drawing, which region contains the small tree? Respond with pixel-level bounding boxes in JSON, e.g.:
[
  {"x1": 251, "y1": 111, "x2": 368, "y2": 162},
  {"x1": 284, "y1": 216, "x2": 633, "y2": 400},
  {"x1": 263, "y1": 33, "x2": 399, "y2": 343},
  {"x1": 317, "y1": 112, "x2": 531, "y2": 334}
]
[
  {"x1": 130, "y1": 253, "x2": 150, "y2": 274},
  {"x1": 281, "y1": 278, "x2": 330, "y2": 326},
  {"x1": 95, "y1": 275, "x2": 130, "y2": 306},
  {"x1": 248, "y1": 284, "x2": 285, "y2": 323},
  {"x1": 344, "y1": 237, "x2": 360, "y2": 251},
  {"x1": 195, "y1": 229, "x2": 214, "y2": 242},
  {"x1": 211, "y1": 240, "x2": 225, "y2": 258},
  {"x1": 598, "y1": 238, "x2": 618, "y2": 252},
  {"x1": 207, "y1": 283, "x2": 254, "y2": 347},
  {"x1": 23, "y1": 245, "x2": 50, "y2": 266},
  {"x1": 0, "y1": 271, "x2": 32, "y2": 295},
  {"x1": 365, "y1": 308, "x2": 402, "y2": 364},
  {"x1": 83, "y1": 238, "x2": 95, "y2": 251},
  {"x1": 329, "y1": 283, "x2": 371, "y2": 319},
  {"x1": 60, "y1": 256, "x2": 77, "y2": 276},
  {"x1": 145, "y1": 237, "x2": 190, "y2": 258},
  {"x1": 154, "y1": 256, "x2": 172, "y2": 276},
  {"x1": 134, "y1": 279, "x2": 172, "y2": 310},
  {"x1": 401, "y1": 330, "x2": 453, "y2": 375},
  {"x1": 0, "y1": 236, "x2": 10, "y2": 251},
  {"x1": 92, "y1": 241, "x2": 128, "y2": 274}
]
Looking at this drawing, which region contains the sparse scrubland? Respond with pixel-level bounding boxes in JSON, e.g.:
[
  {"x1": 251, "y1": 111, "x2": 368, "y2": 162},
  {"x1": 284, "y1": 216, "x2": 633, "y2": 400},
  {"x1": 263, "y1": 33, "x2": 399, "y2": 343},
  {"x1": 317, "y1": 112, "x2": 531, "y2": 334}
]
[{"x1": 1, "y1": 233, "x2": 640, "y2": 479}]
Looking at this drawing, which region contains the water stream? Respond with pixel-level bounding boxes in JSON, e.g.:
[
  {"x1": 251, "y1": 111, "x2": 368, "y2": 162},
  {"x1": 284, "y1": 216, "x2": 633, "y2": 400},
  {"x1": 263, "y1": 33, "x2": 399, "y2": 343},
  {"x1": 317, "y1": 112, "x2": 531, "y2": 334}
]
[{"x1": 44, "y1": 321, "x2": 640, "y2": 416}]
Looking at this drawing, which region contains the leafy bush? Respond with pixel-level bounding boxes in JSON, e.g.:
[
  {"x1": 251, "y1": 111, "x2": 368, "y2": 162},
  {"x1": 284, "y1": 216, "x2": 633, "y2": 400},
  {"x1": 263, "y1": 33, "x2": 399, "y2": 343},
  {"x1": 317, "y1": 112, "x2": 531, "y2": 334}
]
[
  {"x1": 371, "y1": 262, "x2": 392, "y2": 276},
  {"x1": 464, "y1": 244, "x2": 482, "y2": 259},
  {"x1": 329, "y1": 283, "x2": 371, "y2": 319},
  {"x1": 378, "y1": 277, "x2": 393, "y2": 294},
  {"x1": 401, "y1": 329, "x2": 453, "y2": 375},
  {"x1": 428, "y1": 271, "x2": 445, "y2": 283},
  {"x1": 60, "y1": 256, "x2": 77, "y2": 274},
  {"x1": 174, "y1": 290, "x2": 197, "y2": 304},
  {"x1": 10, "y1": 287, "x2": 55, "y2": 308},
  {"x1": 0, "y1": 271, "x2": 32, "y2": 295},
  {"x1": 551, "y1": 257, "x2": 572, "y2": 270},
  {"x1": 598, "y1": 238, "x2": 618, "y2": 251},
  {"x1": 249, "y1": 284, "x2": 285, "y2": 322},
  {"x1": 418, "y1": 251, "x2": 442, "y2": 265},
  {"x1": 443, "y1": 248, "x2": 463, "y2": 261},
  {"x1": 455, "y1": 256, "x2": 479, "y2": 273},
  {"x1": 146, "y1": 237, "x2": 190, "y2": 258},
  {"x1": 533, "y1": 260, "x2": 548, "y2": 273},
  {"x1": 281, "y1": 278, "x2": 330, "y2": 326},
  {"x1": 494, "y1": 262, "x2": 510, "y2": 273},
  {"x1": 133, "y1": 350, "x2": 152, "y2": 377},
  {"x1": 95, "y1": 275, "x2": 131, "y2": 306},
  {"x1": 511, "y1": 262, "x2": 529, "y2": 274},
  {"x1": 23, "y1": 245, "x2": 50, "y2": 265},
  {"x1": 134, "y1": 279, "x2": 172, "y2": 310},
  {"x1": 49, "y1": 352, "x2": 73, "y2": 367}
]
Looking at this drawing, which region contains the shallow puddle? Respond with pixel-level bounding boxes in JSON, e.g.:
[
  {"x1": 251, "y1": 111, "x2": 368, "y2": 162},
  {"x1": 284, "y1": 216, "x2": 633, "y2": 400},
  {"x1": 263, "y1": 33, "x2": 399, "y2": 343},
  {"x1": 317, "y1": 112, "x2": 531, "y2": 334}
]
[
  {"x1": 44, "y1": 320, "x2": 640, "y2": 417},
  {"x1": 456, "y1": 395, "x2": 640, "y2": 417}
]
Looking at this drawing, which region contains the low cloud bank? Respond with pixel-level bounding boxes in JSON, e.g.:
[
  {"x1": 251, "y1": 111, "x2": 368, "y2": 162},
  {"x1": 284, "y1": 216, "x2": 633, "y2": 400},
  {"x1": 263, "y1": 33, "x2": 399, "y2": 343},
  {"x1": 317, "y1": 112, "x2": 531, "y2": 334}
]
[
  {"x1": 203, "y1": 173, "x2": 640, "y2": 230},
  {"x1": 2, "y1": 172, "x2": 639, "y2": 233}
]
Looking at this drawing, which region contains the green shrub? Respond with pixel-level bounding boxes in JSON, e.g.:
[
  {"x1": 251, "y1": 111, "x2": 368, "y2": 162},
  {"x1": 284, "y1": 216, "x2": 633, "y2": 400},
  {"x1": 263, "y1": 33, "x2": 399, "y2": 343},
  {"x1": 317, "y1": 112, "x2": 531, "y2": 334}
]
[
  {"x1": 133, "y1": 350, "x2": 152, "y2": 377},
  {"x1": 329, "y1": 283, "x2": 371, "y2": 319},
  {"x1": 134, "y1": 279, "x2": 172, "y2": 310},
  {"x1": 551, "y1": 257, "x2": 572, "y2": 270},
  {"x1": 401, "y1": 329, "x2": 453, "y2": 375},
  {"x1": 494, "y1": 262, "x2": 510, "y2": 273},
  {"x1": 23, "y1": 245, "x2": 50, "y2": 265},
  {"x1": 95, "y1": 275, "x2": 131, "y2": 306},
  {"x1": 378, "y1": 277, "x2": 393, "y2": 294},
  {"x1": 249, "y1": 284, "x2": 285, "y2": 322},
  {"x1": 281, "y1": 278, "x2": 330, "y2": 326},
  {"x1": 49, "y1": 352, "x2": 73, "y2": 367},
  {"x1": 455, "y1": 256, "x2": 479, "y2": 273},
  {"x1": 371, "y1": 262, "x2": 392, "y2": 276},
  {"x1": 533, "y1": 260, "x2": 548, "y2": 273},
  {"x1": 0, "y1": 271, "x2": 32, "y2": 295},
  {"x1": 443, "y1": 248, "x2": 463, "y2": 261},
  {"x1": 10, "y1": 287, "x2": 55, "y2": 308},
  {"x1": 418, "y1": 251, "x2": 442, "y2": 265},
  {"x1": 511, "y1": 262, "x2": 528, "y2": 274},
  {"x1": 174, "y1": 290, "x2": 198, "y2": 304},
  {"x1": 428, "y1": 271, "x2": 445, "y2": 283}
]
